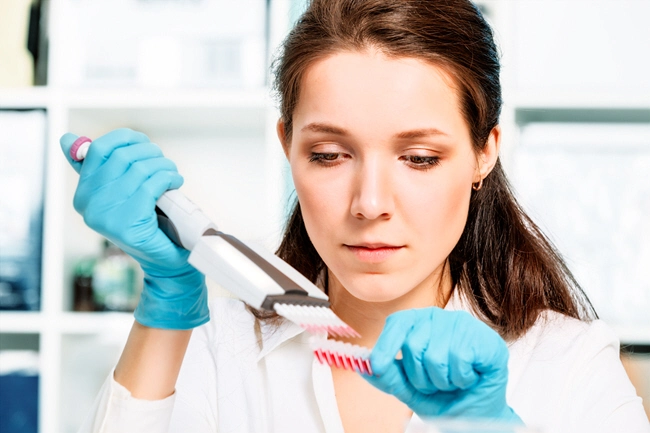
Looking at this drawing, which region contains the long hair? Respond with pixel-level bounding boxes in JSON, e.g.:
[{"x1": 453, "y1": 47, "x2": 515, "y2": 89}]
[{"x1": 265, "y1": 0, "x2": 596, "y2": 340}]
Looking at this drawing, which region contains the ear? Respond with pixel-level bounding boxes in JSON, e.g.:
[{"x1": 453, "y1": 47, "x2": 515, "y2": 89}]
[
  {"x1": 474, "y1": 125, "x2": 500, "y2": 183},
  {"x1": 277, "y1": 119, "x2": 290, "y2": 160}
]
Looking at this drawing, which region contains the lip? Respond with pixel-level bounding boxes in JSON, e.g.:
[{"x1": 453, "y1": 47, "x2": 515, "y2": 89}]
[
  {"x1": 349, "y1": 242, "x2": 398, "y2": 249},
  {"x1": 344, "y1": 243, "x2": 404, "y2": 262}
]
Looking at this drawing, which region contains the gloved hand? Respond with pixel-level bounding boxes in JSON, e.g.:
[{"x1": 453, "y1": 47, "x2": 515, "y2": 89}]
[
  {"x1": 364, "y1": 307, "x2": 522, "y2": 424},
  {"x1": 61, "y1": 128, "x2": 209, "y2": 330}
]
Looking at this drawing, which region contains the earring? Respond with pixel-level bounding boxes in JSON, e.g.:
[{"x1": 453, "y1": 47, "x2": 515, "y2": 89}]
[{"x1": 472, "y1": 178, "x2": 483, "y2": 191}]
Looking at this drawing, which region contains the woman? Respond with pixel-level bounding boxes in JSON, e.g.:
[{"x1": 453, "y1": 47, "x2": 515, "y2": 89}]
[{"x1": 64, "y1": 0, "x2": 648, "y2": 432}]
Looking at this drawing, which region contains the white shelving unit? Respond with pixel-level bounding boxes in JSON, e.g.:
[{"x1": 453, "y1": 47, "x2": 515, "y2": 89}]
[
  {"x1": 1, "y1": 1, "x2": 295, "y2": 432},
  {"x1": 482, "y1": 0, "x2": 650, "y2": 345},
  {"x1": 1, "y1": 1, "x2": 648, "y2": 431}
]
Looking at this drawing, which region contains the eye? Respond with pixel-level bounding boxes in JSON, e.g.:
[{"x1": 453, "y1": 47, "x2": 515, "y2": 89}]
[
  {"x1": 402, "y1": 155, "x2": 441, "y2": 170},
  {"x1": 309, "y1": 152, "x2": 345, "y2": 166}
]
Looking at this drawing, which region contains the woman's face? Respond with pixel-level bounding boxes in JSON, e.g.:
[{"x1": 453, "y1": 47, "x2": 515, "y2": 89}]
[{"x1": 280, "y1": 50, "x2": 498, "y2": 304}]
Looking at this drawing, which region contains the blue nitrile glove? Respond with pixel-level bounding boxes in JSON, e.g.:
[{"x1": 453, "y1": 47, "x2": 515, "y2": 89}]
[
  {"x1": 364, "y1": 308, "x2": 522, "y2": 424},
  {"x1": 61, "y1": 129, "x2": 209, "y2": 330}
]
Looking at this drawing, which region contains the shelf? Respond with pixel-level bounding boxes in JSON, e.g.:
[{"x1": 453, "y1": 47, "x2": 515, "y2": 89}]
[
  {"x1": 65, "y1": 89, "x2": 270, "y2": 137},
  {"x1": 0, "y1": 87, "x2": 271, "y2": 109},
  {"x1": 507, "y1": 91, "x2": 650, "y2": 111},
  {"x1": 615, "y1": 325, "x2": 650, "y2": 347},
  {"x1": 57, "y1": 312, "x2": 133, "y2": 335},
  {"x1": 64, "y1": 88, "x2": 270, "y2": 109},
  {"x1": 514, "y1": 107, "x2": 650, "y2": 126},
  {"x1": 0, "y1": 312, "x2": 44, "y2": 334},
  {"x1": 0, "y1": 311, "x2": 133, "y2": 335},
  {"x1": 0, "y1": 87, "x2": 273, "y2": 133},
  {"x1": 0, "y1": 87, "x2": 51, "y2": 109}
]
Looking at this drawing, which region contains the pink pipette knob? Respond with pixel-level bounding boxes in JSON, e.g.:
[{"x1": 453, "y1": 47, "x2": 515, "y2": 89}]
[{"x1": 70, "y1": 136, "x2": 92, "y2": 161}]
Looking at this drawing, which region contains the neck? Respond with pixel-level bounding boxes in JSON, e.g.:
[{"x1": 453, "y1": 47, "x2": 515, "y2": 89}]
[{"x1": 327, "y1": 263, "x2": 453, "y2": 348}]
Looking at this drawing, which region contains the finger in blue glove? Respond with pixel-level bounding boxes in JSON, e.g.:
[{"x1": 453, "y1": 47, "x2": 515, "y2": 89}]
[{"x1": 364, "y1": 308, "x2": 523, "y2": 424}]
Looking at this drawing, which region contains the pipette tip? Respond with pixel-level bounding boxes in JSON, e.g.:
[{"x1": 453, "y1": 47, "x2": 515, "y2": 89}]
[
  {"x1": 309, "y1": 337, "x2": 373, "y2": 375},
  {"x1": 273, "y1": 303, "x2": 361, "y2": 338}
]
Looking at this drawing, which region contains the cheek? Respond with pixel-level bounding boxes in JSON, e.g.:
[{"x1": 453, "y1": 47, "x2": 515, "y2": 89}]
[
  {"x1": 292, "y1": 165, "x2": 347, "y2": 244},
  {"x1": 403, "y1": 167, "x2": 472, "y2": 249}
]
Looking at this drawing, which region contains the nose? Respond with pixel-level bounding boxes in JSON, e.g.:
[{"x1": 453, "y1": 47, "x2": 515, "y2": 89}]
[{"x1": 350, "y1": 157, "x2": 395, "y2": 220}]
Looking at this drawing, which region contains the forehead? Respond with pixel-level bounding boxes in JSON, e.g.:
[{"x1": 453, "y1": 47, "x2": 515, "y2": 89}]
[{"x1": 293, "y1": 50, "x2": 468, "y2": 139}]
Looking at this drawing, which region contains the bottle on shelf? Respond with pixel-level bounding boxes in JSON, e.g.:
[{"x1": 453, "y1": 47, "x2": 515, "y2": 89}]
[
  {"x1": 72, "y1": 257, "x2": 96, "y2": 312},
  {"x1": 92, "y1": 239, "x2": 141, "y2": 312},
  {"x1": 71, "y1": 239, "x2": 142, "y2": 312}
]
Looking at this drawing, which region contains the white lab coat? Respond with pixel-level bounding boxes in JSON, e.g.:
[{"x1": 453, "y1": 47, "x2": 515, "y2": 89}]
[{"x1": 79, "y1": 291, "x2": 649, "y2": 433}]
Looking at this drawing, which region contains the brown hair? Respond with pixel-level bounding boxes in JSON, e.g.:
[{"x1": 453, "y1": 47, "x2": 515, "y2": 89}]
[{"x1": 266, "y1": 0, "x2": 596, "y2": 340}]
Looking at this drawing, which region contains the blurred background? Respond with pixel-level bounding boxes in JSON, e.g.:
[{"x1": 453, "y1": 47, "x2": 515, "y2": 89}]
[{"x1": 0, "y1": 1, "x2": 648, "y2": 432}]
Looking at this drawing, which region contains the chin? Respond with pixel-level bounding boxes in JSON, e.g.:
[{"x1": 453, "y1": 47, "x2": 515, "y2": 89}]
[{"x1": 338, "y1": 274, "x2": 412, "y2": 303}]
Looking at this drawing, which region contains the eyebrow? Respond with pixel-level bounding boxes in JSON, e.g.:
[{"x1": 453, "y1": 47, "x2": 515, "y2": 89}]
[
  {"x1": 301, "y1": 122, "x2": 449, "y2": 139},
  {"x1": 301, "y1": 122, "x2": 349, "y2": 136},
  {"x1": 394, "y1": 128, "x2": 449, "y2": 140}
]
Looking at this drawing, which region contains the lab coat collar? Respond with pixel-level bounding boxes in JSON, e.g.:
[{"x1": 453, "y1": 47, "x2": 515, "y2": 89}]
[
  {"x1": 257, "y1": 272, "x2": 328, "y2": 361},
  {"x1": 256, "y1": 315, "x2": 305, "y2": 362}
]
